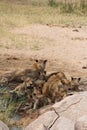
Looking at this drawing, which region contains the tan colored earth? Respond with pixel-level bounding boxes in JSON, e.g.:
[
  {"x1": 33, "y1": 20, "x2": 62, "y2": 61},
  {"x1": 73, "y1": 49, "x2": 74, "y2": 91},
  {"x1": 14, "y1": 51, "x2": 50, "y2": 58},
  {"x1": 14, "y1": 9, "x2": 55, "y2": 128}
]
[
  {"x1": 0, "y1": 24, "x2": 87, "y2": 127},
  {"x1": 0, "y1": 24, "x2": 87, "y2": 85}
]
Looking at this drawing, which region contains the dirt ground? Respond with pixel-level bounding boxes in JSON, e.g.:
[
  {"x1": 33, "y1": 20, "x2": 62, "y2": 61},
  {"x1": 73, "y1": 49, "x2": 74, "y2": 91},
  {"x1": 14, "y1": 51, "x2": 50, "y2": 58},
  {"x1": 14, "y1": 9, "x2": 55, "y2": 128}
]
[
  {"x1": 0, "y1": 24, "x2": 87, "y2": 127},
  {"x1": 0, "y1": 24, "x2": 87, "y2": 82}
]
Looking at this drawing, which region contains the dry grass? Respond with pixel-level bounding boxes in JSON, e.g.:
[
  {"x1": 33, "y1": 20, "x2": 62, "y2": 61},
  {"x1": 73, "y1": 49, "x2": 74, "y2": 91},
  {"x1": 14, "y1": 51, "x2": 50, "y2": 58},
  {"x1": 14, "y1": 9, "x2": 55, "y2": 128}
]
[{"x1": 0, "y1": 0, "x2": 87, "y2": 50}]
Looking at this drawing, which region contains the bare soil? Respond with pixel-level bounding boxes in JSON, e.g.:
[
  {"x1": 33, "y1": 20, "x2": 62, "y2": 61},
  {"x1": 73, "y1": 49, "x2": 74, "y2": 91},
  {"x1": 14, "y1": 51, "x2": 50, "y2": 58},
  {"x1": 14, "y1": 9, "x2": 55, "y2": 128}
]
[
  {"x1": 0, "y1": 24, "x2": 87, "y2": 84},
  {"x1": 0, "y1": 24, "x2": 87, "y2": 127}
]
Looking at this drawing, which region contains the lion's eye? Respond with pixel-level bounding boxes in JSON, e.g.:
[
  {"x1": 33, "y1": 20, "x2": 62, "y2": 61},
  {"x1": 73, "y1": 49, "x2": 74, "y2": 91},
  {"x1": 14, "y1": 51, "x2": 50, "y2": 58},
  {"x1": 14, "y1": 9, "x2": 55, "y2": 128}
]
[
  {"x1": 31, "y1": 86, "x2": 33, "y2": 89},
  {"x1": 27, "y1": 86, "x2": 30, "y2": 88},
  {"x1": 30, "y1": 95, "x2": 32, "y2": 98},
  {"x1": 39, "y1": 87, "x2": 41, "y2": 90},
  {"x1": 33, "y1": 93, "x2": 36, "y2": 96}
]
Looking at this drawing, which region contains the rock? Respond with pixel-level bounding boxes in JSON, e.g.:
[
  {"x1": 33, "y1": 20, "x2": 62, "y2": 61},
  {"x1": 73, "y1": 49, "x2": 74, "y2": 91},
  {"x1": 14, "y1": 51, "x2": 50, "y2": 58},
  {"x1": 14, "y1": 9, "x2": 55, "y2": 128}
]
[
  {"x1": 75, "y1": 115, "x2": 87, "y2": 130},
  {"x1": 25, "y1": 113, "x2": 74, "y2": 130},
  {"x1": 25, "y1": 92, "x2": 87, "y2": 130},
  {"x1": 29, "y1": 124, "x2": 45, "y2": 130},
  {"x1": 51, "y1": 116, "x2": 74, "y2": 130},
  {"x1": 0, "y1": 128, "x2": 2, "y2": 130},
  {"x1": 25, "y1": 111, "x2": 57, "y2": 130},
  {"x1": 53, "y1": 91, "x2": 87, "y2": 122},
  {"x1": 0, "y1": 121, "x2": 9, "y2": 130}
]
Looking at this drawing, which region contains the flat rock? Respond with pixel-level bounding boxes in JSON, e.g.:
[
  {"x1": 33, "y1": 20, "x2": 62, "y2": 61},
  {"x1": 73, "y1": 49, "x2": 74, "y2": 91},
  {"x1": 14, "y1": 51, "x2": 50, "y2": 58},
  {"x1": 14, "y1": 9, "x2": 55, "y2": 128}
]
[
  {"x1": 51, "y1": 116, "x2": 74, "y2": 130},
  {"x1": 25, "y1": 92, "x2": 87, "y2": 130},
  {"x1": 25, "y1": 111, "x2": 57, "y2": 130},
  {"x1": 0, "y1": 121, "x2": 9, "y2": 130},
  {"x1": 53, "y1": 91, "x2": 87, "y2": 122},
  {"x1": 75, "y1": 115, "x2": 87, "y2": 130}
]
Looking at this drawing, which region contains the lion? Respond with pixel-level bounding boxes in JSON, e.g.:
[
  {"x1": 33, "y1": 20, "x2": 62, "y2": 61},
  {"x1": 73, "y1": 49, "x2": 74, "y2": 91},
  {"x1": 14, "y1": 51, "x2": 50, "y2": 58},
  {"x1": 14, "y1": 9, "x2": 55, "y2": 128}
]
[
  {"x1": 42, "y1": 72, "x2": 81, "y2": 103},
  {"x1": 6, "y1": 59, "x2": 47, "y2": 84},
  {"x1": 32, "y1": 93, "x2": 51, "y2": 110},
  {"x1": 69, "y1": 77, "x2": 81, "y2": 91},
  {"x1": 10, "y1": 77, "x2": 34, "y2": 96},
  {"x1": 33, "y1": 79, "x2": 45, "y2": 95},
  {"x1": 46, "y1": 71, "x2": 67, "y2": 81},
  {"x1": 42, "y1": 76, "x2": 67, "y2": 103}
]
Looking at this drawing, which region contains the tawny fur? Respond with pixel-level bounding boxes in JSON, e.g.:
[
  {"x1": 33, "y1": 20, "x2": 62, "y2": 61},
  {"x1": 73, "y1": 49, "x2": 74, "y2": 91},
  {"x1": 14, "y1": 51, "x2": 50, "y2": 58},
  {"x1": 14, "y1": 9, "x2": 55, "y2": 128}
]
[
  {"x1": 32, "y1": 93, "x2": 51, "y2": 110},
  {"x1": 6, "y1": 59, "x2": 47, "y2": 83},
  {"x1": 10, "y1": 77, "x2": 34, "y2": 96},
  {"x1": 69, "y1": 77, "x2": 81, "y2": 91},
  {"x1": 42, "y1": 72, "x2": 81, "y2": 103},
  {"x1": 42, "y1": 77, "x2": 66, "y2": 103}
]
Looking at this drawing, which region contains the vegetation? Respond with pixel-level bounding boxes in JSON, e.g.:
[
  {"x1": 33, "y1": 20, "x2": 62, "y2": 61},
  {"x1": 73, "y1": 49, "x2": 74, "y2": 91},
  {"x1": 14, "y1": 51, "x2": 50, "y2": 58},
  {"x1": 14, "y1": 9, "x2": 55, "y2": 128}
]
[
  {"x1": 48, "y1": 0, "x2": 87, "y2": 13},
  {"x1": 0, "y1": 89, "x2": 29, "y2": 127},
  {"x1": 0, "y1": 0, "x2": 86, "y2": 128},
  {"x1": 0, "y1": 0, "x2": 86, "y2": 50},
  {"x1": 0, "y1": 0, "x2": 87, "y2": 27}
]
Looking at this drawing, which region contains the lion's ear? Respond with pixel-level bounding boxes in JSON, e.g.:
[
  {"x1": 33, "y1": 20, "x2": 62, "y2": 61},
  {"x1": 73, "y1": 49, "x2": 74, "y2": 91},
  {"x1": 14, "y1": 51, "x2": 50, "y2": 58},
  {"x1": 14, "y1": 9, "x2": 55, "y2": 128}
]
[{"x1": 44, "y1": 60, "x2": 47, "y2": 64}]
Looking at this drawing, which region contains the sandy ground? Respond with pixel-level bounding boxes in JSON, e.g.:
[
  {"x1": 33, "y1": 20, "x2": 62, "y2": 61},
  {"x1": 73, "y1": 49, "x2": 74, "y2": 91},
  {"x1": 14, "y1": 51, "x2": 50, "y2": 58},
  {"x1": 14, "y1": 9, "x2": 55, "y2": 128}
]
[
  {"x1": 0, "y1": 24, "x2": 87, "y2": 127},
  {"x1": 0, "y1": 24, "x2": 87, "y2": 81}
]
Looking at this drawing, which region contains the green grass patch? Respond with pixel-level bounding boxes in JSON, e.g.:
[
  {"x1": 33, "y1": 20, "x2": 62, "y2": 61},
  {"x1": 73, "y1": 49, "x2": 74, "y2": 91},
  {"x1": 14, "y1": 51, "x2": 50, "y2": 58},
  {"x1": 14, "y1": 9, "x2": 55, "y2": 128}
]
[
  {"x1": 48, "y1": 0, "x2": 87, "y2": 14},
  {"x1": 0, "y1": 90, "x2": 28, "y2": 125}
]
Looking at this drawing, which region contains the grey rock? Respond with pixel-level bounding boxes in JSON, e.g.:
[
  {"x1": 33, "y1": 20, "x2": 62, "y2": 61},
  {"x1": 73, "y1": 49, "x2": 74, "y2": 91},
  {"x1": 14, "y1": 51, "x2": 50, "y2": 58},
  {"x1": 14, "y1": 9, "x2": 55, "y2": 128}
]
[
  {"x1": 75, "y1": 115, "x2": 87, "y2": 130},
  {"x1": 25, "y1": 92, "x2": 87, "y2": 130},
  {"x1": 0, "y1": 121, "x2": 9, "y2": 130},
  {"x1": 25, "y1": 111, "x2": 57, "y2": 130},
  {"x1": 53, "y1": 91, "x2": 87, "y2": 122},
  {"x1": 51, "y1": 116, "x2": 74, "y2": 130}
]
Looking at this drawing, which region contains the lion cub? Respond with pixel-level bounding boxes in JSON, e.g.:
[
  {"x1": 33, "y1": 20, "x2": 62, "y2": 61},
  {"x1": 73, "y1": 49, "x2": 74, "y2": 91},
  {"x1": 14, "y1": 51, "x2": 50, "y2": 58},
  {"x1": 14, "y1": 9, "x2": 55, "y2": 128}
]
[
  {"x1": 42, "y1": 71, "x2": 81, "y2": 103},
  {"x1": 42, "y1": 72, "x2": 70, "y2": 103},
  {"x1": 7, "y1": 59, "x2": 47, "y2": 83},
  {"x1": 10, "y1": 78, "x2": 34, "y2": 96},
  {"x1": 32, "y1": 93, "x2": 51, "y2": 110},
  {"x1": 69, "y1": 77, "x2": 81, "y2": 91},
  {"x1": 46, "y1": 71, "x2": 66, "y2": 81}
]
